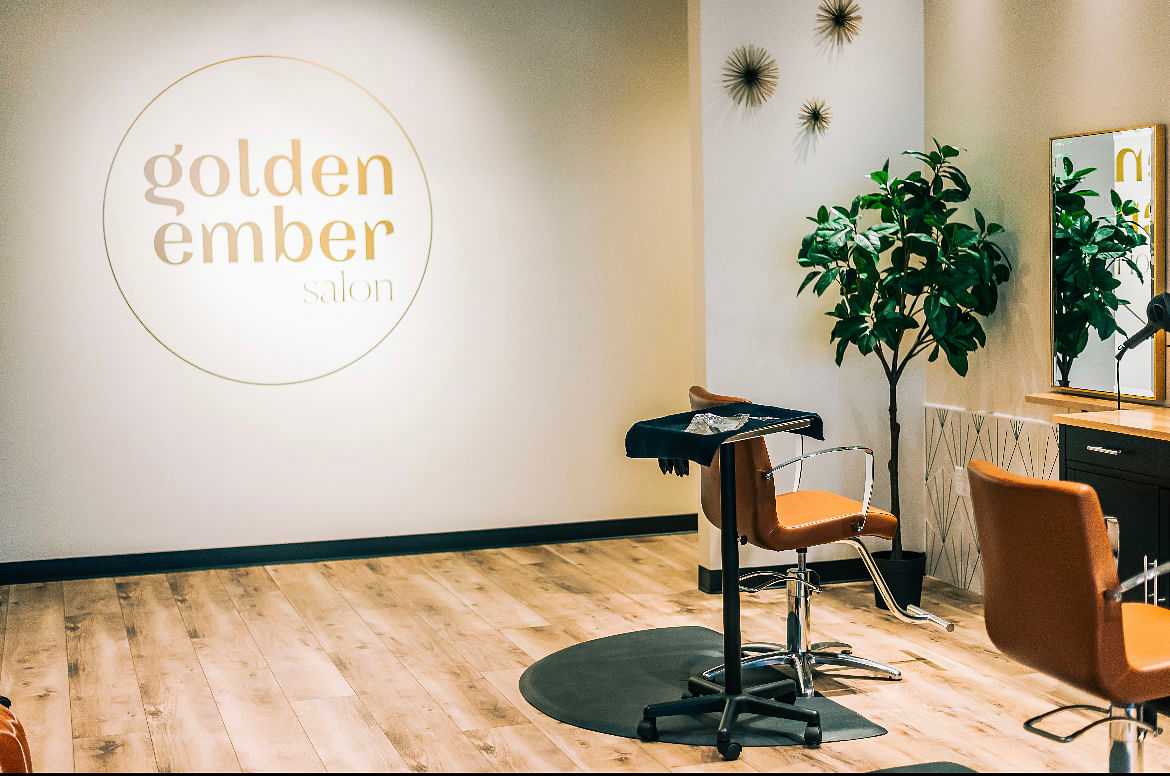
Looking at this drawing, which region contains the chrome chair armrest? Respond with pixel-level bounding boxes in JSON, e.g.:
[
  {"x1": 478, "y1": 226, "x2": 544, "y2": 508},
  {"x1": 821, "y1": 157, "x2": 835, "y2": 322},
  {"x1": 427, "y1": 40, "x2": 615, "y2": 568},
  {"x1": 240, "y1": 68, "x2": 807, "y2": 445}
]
[
  {"x1": 764, "y1": 445, "x2": 875, "y2": 518},
  {"x1": 1106, "y1": 560, "x2": 1170, "y2": 602},
  {"x1": 1105, "y1": 516, "x2": 1120, "y2": 563}
]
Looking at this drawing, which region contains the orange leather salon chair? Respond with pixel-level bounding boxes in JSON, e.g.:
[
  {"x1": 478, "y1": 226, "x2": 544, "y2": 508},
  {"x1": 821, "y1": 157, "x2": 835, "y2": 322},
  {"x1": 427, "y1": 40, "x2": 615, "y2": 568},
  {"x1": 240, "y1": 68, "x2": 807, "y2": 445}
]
[
  {"x1": 0, "y1": 698, "x2": 31, "y2": 773},
  {"x1": 689, "y1": 386, "x2": 952, "y2": 697},
  {"x1": 968, "y1": 460, "x2": 1170, "y2": 773}
]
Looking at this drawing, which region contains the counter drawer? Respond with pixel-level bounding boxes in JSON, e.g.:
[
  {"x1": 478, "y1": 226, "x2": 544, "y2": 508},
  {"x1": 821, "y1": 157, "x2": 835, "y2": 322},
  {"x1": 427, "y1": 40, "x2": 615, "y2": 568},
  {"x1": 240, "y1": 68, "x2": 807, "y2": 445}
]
[{"x1": 1064, "y1": 425, "x2": 1169, "y2": 478}]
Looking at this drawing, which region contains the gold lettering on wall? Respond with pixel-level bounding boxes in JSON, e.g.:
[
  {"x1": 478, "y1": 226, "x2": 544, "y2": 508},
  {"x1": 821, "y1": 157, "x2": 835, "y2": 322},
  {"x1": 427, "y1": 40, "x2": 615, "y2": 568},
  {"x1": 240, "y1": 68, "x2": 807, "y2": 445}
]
[
  {"x1": 141, "y1": 141, "x2": 396, "y2": 265},
  {"x1": 312, "y1": 155, "x2": 349, "y2": 196},
  {"x1": 364, "y1": 220, "x2": 394, "y2": 260},
  {"x1": 201, "y1": 221, "x2": 263, "y2": 263},
  {"x1": 190, "y1": 154, "x2": 229, "y2": 196},
  {"x1": 238, "y1": 139, "x2": 260, "y2": 196},
  {"x1": 357, "y1": 155, "x2": 392, "y2": 195},
  {"x1": 144, "y1": 145, "x2": 185, "y2": 215},
  {"x1": 154, "y1": 222, "x2": 192, "y2": 264},
  {"x1": 264, "y1": 139, "x2": 303, "y2": 196},
  {"x1": 104, "y1": 55, "x2": 432, "y2": 386},
  {"x1": 275, "y1": 205, "x2": 312, "y2": 263},
  {"x1": 321, "y1": 220, "x2": 356, "y2": 261}
]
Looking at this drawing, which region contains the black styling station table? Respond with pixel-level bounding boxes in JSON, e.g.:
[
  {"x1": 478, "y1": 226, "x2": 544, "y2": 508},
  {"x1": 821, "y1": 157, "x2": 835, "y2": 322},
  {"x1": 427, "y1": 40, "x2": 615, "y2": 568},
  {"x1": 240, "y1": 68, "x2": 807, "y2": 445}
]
[{"x1": 625, "y1": 403, "x2": 825, "y2": 759}]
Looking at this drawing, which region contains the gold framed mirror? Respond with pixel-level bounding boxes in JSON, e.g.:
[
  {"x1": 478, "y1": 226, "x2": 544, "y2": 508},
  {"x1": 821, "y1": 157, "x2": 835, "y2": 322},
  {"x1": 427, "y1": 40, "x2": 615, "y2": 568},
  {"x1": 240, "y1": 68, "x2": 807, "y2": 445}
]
[{"x1": 1051, "y1": 124, "x2": 1166, "y2": 402}]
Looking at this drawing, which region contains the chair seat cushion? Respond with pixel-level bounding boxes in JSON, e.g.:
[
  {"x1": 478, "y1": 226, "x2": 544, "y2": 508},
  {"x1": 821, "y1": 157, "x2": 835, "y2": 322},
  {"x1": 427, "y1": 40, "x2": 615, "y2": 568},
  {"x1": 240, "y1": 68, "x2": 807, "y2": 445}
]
[
  {"x1": 766, "y1": 490, "x2": 897, "y2": 550},
  {"x1": 1123, "y1": 603, "x2": 1170, "y2": 674},
  {"x1": 1099, "y1": 603, "x2": 1170, "y2": 703}
]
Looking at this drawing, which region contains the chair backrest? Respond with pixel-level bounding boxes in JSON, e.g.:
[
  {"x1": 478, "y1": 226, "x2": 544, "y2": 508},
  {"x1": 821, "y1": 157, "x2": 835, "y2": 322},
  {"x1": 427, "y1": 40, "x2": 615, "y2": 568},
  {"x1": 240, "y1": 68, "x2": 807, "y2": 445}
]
[
  {"x1": 688, "y1": 386, "x2": 777, "y2": 547},
  {"x1": 0, "y1": 702, "x2": 31, "y2": 773},
  {"x1": 966, "y1": 459, "x2": 1125, "y2": 697}
]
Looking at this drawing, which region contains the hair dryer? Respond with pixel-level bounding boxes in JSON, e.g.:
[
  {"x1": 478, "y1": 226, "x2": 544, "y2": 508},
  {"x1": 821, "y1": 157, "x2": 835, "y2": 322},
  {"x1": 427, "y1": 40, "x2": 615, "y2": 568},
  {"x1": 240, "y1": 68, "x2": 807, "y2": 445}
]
[{"x1": 1116, "y1": 292, "x2": 1170, "y2": 360}]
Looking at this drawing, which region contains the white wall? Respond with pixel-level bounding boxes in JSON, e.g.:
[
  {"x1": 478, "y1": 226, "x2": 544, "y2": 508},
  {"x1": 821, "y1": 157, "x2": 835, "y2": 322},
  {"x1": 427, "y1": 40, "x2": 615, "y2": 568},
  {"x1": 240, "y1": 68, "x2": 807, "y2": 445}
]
[
  {"x1": 0, "y1": 0, "x2": 697, "y2": 562},
  {"x1": 694, "y1": 0, "x2": 925, "y2": 568}
]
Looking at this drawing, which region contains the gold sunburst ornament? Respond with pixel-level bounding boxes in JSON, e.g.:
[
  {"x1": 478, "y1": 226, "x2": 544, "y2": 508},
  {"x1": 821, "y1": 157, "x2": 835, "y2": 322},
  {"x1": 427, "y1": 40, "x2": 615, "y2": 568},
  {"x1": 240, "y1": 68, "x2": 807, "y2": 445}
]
[
  {"x1": 816, "y1": 0, "x2": 862, "y2": 47},
  {"x1": 798, "y1": 99, "x2": 832, "y2": 135},
  {"x1": 722, "y1": 45, "x2": 779, "y2": 108}
]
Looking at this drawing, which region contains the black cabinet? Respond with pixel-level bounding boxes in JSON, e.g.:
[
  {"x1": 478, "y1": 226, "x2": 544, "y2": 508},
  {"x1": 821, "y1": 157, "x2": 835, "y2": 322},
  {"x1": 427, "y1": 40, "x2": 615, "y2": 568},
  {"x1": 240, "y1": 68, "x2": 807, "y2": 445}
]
[{"x1": 1060, "y1": 425, "x2": 1170, "y2": 605}]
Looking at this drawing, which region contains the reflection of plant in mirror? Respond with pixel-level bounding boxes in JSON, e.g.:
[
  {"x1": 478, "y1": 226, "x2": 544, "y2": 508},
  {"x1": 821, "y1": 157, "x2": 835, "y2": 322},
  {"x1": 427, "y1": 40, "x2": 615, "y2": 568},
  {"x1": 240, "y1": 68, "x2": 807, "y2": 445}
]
[
  {"x1": 1052, "y1": 155, "x2": 1149, "y2": 387},
  {"x1": 796, "y1": 140, "x2": 1011, "y2": 557}
]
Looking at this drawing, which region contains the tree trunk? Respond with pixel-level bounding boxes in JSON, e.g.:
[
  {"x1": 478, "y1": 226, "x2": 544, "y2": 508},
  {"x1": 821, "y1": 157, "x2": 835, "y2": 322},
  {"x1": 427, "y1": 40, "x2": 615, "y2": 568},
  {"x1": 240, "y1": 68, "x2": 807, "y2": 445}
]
[
  {"x1": 888, "y1": 374, "x2": 903, "y2": 558},
  {"x1": 1056, "y1": 355, "x2": 1072, "y2": 387}
]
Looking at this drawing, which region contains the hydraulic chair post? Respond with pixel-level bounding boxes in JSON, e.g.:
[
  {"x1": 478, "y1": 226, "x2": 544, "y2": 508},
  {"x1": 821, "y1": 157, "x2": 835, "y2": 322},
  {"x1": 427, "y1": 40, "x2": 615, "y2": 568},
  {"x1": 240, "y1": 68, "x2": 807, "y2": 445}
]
[
  {"x1": 1110, "y1": 705, "x2": 1146, "y2": 773},
  {"x1": 719, "y1": 443, "x2": 743, "y2": 697}
]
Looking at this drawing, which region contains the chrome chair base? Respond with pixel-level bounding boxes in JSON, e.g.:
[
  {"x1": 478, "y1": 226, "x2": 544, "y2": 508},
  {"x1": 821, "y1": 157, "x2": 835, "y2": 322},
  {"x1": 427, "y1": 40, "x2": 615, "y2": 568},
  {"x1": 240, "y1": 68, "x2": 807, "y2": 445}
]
[
  {"x1": 703, "y1": 537, "x2": 953, "y2": 698},
  {"x1": 1024, "y1": 702, "x2": 1161, "y2": 773},
  {"x1": 702, "y1": 643, "x2": 902, "y2": 698}
]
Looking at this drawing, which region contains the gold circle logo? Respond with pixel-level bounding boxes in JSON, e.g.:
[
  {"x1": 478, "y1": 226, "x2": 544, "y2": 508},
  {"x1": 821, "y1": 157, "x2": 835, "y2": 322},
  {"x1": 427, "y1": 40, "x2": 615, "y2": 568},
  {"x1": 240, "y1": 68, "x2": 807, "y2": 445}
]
[{"x1": 103, "y1": 56, "x2": 432, "y2": 385}]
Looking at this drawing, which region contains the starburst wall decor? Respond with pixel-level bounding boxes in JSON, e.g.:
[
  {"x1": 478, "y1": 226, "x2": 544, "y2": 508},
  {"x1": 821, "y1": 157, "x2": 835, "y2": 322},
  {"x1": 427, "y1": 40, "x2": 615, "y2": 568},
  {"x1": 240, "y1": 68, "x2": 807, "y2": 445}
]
[
  {"x1": 721, "y1": 44, "x2": 779, "y2": 108},
  {"x1": 798, "y1": 99, "x2": 831, "y2": 135},
  {"x1": 816, "y1": 0, "x2": 862, "y2": 47}
]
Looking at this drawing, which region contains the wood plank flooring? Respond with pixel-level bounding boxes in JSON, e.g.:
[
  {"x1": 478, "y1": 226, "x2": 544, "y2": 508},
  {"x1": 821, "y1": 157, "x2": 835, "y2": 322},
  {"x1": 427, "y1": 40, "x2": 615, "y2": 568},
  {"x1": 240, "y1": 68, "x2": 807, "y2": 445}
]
[{"x1": 1, "y1": 533, "x2": 1168, "y2": 772}]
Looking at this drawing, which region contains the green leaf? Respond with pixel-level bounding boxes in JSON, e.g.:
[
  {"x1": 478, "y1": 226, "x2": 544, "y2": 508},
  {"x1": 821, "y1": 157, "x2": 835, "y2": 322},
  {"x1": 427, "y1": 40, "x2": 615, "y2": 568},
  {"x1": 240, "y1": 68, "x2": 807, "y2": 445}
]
[
  {"x1": 834, "y1": 337, "x2": 849, "y2": 365},
  {"x1": 797, "y1": 270, "x2": 820, "y2": 295},
  {"x1": 831, "y1": 316, "x2": 868, "y2": 341},
  {"x1": 944, "y1": 346, "x2": 969, "y2": 376},
  {"x1": 813, "y1": 267, "x2": 840, "y2": 295},
  {"x1": 854, "y1": 229, "x2": 880, "y2": 254}
]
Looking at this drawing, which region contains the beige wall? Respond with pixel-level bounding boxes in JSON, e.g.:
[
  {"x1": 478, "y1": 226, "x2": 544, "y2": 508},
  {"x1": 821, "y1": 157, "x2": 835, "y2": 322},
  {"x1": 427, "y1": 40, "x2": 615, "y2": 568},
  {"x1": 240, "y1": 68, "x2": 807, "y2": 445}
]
[
  {"x1": 924, "y1": 0, "x2": 1170, "y2": 418},
  {"x1": 0, "y1": 0, "x2": 697, "y2": 562}
]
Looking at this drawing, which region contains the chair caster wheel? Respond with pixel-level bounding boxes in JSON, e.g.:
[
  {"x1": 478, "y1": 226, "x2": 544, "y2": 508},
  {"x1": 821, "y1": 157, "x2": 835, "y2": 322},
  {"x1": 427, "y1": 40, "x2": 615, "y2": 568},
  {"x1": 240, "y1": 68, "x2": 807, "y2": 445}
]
[
  {"x1": 716, "y1": 737, "x2": 741, "y2": 761},
  {"x1": 636, "y1": 718, "x2": 659, "y2": 742},
  {"x1": 804, "y1": 724, "x2": 822, "y2": 748}
]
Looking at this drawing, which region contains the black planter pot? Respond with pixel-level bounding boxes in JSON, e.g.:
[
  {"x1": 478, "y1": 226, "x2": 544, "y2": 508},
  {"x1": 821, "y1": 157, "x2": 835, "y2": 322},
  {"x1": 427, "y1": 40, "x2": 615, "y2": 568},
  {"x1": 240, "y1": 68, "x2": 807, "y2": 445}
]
[{"x1": 872, "y1": 549, "x2": 926, "y2": 610}]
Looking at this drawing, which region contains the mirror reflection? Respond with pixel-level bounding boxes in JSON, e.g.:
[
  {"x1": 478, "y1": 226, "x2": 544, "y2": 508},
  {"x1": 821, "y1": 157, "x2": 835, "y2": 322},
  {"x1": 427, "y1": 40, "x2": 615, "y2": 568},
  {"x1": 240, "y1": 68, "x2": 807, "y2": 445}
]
[{"x1": 1051, "y1": 126, "x2": 1163, "y2": 399}]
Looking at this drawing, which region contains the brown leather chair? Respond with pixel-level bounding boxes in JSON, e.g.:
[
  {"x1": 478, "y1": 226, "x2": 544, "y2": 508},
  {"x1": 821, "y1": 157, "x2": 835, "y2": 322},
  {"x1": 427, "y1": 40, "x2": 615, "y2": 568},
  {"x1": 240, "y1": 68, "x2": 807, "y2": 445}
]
[
  {"x1": 0, "y1": 699, "x2": 31, "y2": 774},
  {"x1": 690, "y1": 386, "x2": 952, "y2": 697},
  {"x1": 967, "y1": 459, "x2": 1170, "y2": 773}
]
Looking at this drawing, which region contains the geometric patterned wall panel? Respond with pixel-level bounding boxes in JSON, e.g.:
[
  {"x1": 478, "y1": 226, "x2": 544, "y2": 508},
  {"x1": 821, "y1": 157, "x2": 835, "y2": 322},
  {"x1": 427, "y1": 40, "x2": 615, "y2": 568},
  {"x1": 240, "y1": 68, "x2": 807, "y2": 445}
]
[{"x1": 924, "y1": 405, "x2": 1060, "y2": 592}]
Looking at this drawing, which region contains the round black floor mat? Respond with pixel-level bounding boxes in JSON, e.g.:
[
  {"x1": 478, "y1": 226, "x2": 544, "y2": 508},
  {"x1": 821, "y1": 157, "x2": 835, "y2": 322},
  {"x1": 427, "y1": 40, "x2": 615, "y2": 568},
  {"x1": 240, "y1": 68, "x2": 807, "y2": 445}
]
[{"x1": 519, "y1": 625, "x2": 887, "y2": 747}]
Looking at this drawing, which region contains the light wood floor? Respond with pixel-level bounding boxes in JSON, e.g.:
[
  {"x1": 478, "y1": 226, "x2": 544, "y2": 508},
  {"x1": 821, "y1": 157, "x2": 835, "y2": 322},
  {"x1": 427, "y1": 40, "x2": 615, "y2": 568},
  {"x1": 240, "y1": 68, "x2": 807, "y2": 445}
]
[{"x1": 1, "y1": 533, "x2": 1168, "y2": 773}]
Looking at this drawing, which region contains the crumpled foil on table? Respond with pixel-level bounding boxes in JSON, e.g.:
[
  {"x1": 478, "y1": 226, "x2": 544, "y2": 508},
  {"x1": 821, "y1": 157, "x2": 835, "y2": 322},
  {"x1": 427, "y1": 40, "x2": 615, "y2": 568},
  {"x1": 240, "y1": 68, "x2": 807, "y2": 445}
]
[{"x1": 684, "y1": 412, "x2": 750, "y2": 435}]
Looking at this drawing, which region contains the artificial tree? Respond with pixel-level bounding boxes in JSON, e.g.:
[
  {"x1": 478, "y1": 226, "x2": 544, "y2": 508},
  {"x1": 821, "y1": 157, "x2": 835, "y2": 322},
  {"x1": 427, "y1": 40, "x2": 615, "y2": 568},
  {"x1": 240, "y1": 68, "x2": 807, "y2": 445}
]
[
  {"x1": 796, "y1": 141, "x2": 1011, "y2": 573},
  {"x1": 1051, "y1": 156, "x2": 1149, "y2": 387}
]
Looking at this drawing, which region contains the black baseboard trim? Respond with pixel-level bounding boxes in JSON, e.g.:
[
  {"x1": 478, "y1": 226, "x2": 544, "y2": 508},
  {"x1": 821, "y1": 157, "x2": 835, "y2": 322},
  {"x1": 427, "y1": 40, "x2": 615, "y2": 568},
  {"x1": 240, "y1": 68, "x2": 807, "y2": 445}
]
[
  {"x1": 0, "y1": 513, "x2": 698, "y2": 586},
  {"x1": 697, "y1": 557, "x2": 868, "y2": 594}
]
